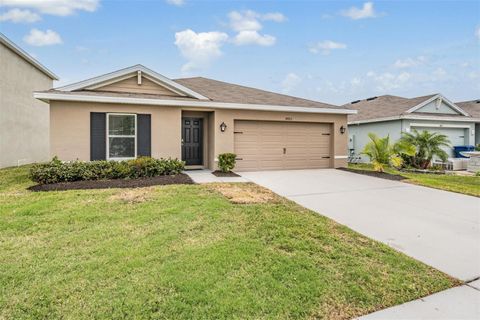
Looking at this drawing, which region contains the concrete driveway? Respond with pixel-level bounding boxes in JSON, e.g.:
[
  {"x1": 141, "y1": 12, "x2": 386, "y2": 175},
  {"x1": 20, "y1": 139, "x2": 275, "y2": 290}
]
[{"x1": 241, "y1": 169, "x2": 480, "y2": 282}]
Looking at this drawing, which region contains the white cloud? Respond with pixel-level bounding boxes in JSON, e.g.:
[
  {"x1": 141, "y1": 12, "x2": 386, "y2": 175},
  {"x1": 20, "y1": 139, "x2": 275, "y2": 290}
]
[
  {"x1": 393, "y1": 56, "x2": 426, "y2": 68},
  {"x1": 432, "y1": 67, "x2": 447, "y2": 81},
  {"x1": 281, "y1": 73, "x2": 301, "y2": 93},
  {"x1": 228, "y1": 10, "x2": 262, "y2": 32},
  {"x1": 0, "y1": 8, "x2": 40, "y2": 23},
  {"x1": 341, "y1": 2, "x2": 377, "y2": 20},
  {"x1": 366, "y1": 71, "x2": 411, "y2": 91},
  {"x1": 166, "y1": 0, "x2": 184, "y2": 6},
  {"x1": 174, "y1": 29, "x2": 228, "y2": 72},
  {"x1": 0, "y1": 0, "x2": 99, "y2": 16},
  {"x1": 23, "y1": 28, "x2": 62, "y2": 46},
  {"x1": 227, "y1": 10, "x2": 284, "y2": 46},
  {"x1": 233, "y1": 30, "x2": 275, "y2": 46},
  {"x1": 350, "y1": 77, "x2": 363, "y2": 87},
  {"x1": 309, "y1": 40, "x2": 347, "y2": 55},
  {"x1": 261, "y1": 12, "x2": 286, "y2": 22},
  {"x1": 476, "y1": 26, "x2": 480, "y2": 40}
]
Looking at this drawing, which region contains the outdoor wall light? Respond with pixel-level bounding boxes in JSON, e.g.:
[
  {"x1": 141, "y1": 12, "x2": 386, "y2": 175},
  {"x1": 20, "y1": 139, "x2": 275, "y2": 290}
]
[
  {"x1": 340, "y1": 125, "x2": 346, "y2": 134},
  {"x1": 220, "y1": 122, "x2": 227, "y2": 132}
]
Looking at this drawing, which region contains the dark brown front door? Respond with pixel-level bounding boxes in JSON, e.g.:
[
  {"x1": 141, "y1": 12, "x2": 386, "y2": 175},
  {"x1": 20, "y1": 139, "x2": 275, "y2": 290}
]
[{"x1": 182, "y1": 117, "x2": 203, "y2": 165}]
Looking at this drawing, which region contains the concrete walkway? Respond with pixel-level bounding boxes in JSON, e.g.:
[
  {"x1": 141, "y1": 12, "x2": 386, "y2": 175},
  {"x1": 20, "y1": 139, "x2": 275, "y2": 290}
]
[
  {"x1": 240, "y1": 169, "x2": 480, "y2": 319},
  {"x1": 358, "y1": 285, "x2": 480, "y2": 319},
  {"x1": 186, "y1": 169, "x2": 249, "y2": 183}
]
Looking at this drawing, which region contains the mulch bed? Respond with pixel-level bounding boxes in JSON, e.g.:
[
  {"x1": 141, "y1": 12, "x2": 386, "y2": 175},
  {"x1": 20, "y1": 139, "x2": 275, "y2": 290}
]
[
  {"x1": 212, "y1": 171, "x2": 241, "y2": 177},
  {"x1": 400, "y1": 168, "x2": 446, "y2": 175},
  {"x1": 28, "y1": 174, "x2": 194, "y2": 192},
  {"x1": 338, "y1": 167, "x2": 407, "y2": 181}
]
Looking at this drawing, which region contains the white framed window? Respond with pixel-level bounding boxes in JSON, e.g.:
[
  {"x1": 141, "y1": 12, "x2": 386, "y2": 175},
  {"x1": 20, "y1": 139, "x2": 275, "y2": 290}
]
[{"x1": 106, "y1": 113, "x2": 137, "y2": 160}]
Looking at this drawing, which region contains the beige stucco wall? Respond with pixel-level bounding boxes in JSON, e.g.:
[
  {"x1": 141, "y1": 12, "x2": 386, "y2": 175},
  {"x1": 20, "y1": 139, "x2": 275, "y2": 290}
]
[
  {"x1": 49, "y1": 101, "x2": 349, "y2": 169},
  {"x1": 50, "y1": 101, "x2": 182, "y2": 161},
  {"x1": 0, "y1": 43, "x2": 53, "y2": 168}
]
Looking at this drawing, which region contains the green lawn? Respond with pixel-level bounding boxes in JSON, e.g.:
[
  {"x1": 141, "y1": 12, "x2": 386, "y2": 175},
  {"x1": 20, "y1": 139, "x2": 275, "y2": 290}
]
[
  {"x1": 0, "y1": 166, "x2": 458, "y2": 319},
  {"x1": 348, "y1": 163, "x2": 480, "y2": 197}
]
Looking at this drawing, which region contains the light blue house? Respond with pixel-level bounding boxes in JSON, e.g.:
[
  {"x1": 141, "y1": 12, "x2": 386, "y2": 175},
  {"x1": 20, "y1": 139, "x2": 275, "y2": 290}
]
[{"x1": 346, "y1": 94, "x2": 480, "y2": 162}]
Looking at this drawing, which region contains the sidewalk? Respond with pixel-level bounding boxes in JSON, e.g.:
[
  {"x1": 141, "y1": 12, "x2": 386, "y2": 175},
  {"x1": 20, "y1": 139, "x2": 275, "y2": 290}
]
[{"x1": 185, "y1": 169, "x2": 249, "y2": 183}]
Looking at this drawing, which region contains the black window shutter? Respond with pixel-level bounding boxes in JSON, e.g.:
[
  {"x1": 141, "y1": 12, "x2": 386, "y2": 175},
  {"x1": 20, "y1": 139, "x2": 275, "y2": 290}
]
[
  {"x1": 90, "y1": 112, "x2": 106, "y2": 160},
  {"x1": 137, "y1": 114, "x2": 151, "y2": 157}
]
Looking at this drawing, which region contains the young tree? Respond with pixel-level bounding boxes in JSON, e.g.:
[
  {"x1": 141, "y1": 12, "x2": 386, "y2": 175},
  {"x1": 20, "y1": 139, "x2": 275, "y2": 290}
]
[
  {"x1": 362, "y1": 133, "x2": 416, "y2": 172},
  {"x1": 400, "y1": 129, "x2": 450, "y2": 169}
]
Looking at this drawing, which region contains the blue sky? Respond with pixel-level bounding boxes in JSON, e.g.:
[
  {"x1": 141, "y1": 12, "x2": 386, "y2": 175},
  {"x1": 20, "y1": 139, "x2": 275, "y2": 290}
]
[{"x1": 1, "y1": 0, "x2": 479, "y2": 105}]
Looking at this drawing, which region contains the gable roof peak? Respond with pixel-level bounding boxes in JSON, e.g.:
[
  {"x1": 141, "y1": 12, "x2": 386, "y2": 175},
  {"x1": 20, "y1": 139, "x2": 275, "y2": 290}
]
[{"x1": 55, "y1": 64, "x2": 209, "y2": 100}]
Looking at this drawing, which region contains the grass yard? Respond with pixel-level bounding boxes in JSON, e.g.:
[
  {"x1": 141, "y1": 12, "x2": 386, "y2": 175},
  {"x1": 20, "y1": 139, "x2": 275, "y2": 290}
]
[
  {"x1": 349, "y1": 163, "x2": 480, "y2": 197},
  {"x1": 0, "y1": 166, "x2": 458, "y2": 319}
]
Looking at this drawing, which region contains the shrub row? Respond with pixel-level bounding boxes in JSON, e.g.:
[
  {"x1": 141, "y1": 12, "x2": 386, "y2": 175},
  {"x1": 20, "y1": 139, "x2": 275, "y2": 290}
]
[{"x1": 30, "y1": 157, "x2": 185, "y2": 185}]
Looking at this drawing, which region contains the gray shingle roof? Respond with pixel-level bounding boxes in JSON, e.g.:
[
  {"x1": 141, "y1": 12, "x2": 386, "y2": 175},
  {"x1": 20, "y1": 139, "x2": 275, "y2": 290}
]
[
  {"x1": 174, "y1": 77, "x2": 340, "y2": 109},
  {"x1": 456, "y1": 100, "x2": 480, "y2": 118},
  {"x1": 41, "y1": 76, "x2": 344, "y2": 110},
  {"x1": 345, "y1": 94, "x2": 459, "y2": 122}
]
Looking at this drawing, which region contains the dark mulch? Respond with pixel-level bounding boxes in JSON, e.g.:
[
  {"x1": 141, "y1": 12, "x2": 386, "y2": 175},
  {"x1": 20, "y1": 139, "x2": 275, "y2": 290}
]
[
  {"x1": 338, "y1": 167, "x2": 407, "y2": 181},
  {"x1": 28, "y1": 174, "x2": 194, "y2": 192},
  {"x1": 400, "y1": 168, "x2": 445, "y2": 175},
  {"x1": 212, "y1": 171, "x2": 241, "y2": 177}
]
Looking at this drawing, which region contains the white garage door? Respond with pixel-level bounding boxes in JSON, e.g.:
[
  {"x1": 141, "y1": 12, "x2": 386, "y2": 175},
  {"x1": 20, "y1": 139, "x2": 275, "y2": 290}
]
[
  {"x1": 234, "y1": 120, "x2": 332, "y2": 171},
  {"x1": 413, "y1": 127, "x2": 466, "y2": 157}
]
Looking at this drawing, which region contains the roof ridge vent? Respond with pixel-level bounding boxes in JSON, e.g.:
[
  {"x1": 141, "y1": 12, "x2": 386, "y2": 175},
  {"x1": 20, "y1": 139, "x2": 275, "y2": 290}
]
[
  {"x1": 351, "y1": 100, "x2": 361, "y2": 104},
  {"x1": 366, "y1": 96, "x2": 378, "y2": 101}
]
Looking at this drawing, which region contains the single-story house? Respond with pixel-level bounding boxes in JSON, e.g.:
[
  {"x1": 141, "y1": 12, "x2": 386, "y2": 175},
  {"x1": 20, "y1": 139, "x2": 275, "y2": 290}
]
[
  {"x1": 345, "y1": 94, "x2": 480, "y2": 162},
  {"x1": 0, "y1": 33, "x2": 58, "y2": 168},
  {"x1": 455, "y1": 100, "x2": 480, "y2": 145},
  {"x1": 34, "y1": 64, "x2": 355, "y2": 171}
]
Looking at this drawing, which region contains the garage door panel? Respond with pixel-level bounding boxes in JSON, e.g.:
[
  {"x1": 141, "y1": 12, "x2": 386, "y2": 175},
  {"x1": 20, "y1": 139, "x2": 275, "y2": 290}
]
[{"x1": 234, "y1": 120, "x2": 332, "y2": 171}]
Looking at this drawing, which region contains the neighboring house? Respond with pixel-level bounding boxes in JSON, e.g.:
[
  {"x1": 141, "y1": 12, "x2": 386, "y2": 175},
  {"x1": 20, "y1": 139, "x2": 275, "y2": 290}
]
[
  {"x1": 34, "y1": 64, "x2": 355, "y2": 171},
  {"x1": 455, "y1": 100, "x2": 480, "y2": 145},
  {"x1": 345, "y1": 94, "x2": 479, "y2": 162},
  {"x1": 0, "y1": 33, "x2": 58, "y2": 168}
]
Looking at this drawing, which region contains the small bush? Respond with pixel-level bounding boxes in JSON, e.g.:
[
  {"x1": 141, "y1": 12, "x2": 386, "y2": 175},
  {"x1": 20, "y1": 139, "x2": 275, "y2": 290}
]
[
  {"x1": 218, "y1": 153, "x2": 237, "y2": 173},
  {"x1": 30, "y1": 157, "x2": 185, "y2": 184}
]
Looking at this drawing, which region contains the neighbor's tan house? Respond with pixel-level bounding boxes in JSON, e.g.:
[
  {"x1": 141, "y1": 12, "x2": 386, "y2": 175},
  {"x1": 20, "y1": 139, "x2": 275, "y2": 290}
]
[
  {"x1": 34, "y1": 65, "x2": 355, "y2": 171},
  {"x1": 0, "y1": 33, "x2": 58, "y2": 168}
]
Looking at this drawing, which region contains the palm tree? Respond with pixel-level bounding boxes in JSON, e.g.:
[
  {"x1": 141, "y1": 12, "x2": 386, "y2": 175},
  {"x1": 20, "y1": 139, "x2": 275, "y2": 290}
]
[
  {"x1": 362, "y1": 133, "x2": 416, "y2": 172},
  {"x1": 399, "y1": 129, "x2": 451, "y2": 169}
]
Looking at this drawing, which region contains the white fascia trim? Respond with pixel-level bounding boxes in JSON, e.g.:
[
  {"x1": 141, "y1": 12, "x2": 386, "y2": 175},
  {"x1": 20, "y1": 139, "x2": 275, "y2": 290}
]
[
  {"x1": 334, "y1": 155, "x2": 348, "y2": 159},
  {"x1": 410, "y1": 123, "x2": 472, "y2": 129},
  {"x1": 34, "y1": 92, "x2": 357, "y2": 115},
  {"x1": 348, "y1": 114, "x2": 480, "y2": 125},
  {"x1": 348, "y1": 116, "x2": 401, "y2": 125},
  {"x1": 406, "y1": 94, "x2": 470, "y2": 116},
  {"x1": 402, "y1": 114, "x2": 480, "y2": 122},
  {"x1": 55, "y1": 64, "x2": 209, "y2": 100},
  {"x1": 0, "y1": 32, "x2": 58, "y2": 80}
]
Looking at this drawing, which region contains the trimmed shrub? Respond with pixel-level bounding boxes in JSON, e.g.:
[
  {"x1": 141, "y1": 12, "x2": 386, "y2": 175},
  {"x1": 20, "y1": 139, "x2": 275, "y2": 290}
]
[
  {"x1": 218, "y1": 153, "x2": 237, "y2": 173},
  {"x1": 30, "y1": 157, "x2": 185, "y2": 185}
]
